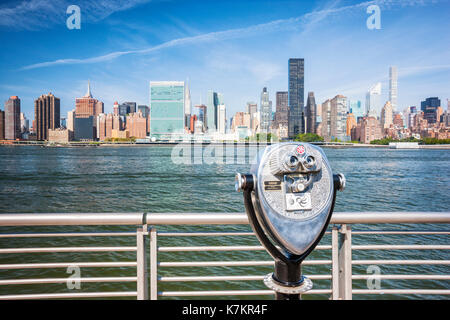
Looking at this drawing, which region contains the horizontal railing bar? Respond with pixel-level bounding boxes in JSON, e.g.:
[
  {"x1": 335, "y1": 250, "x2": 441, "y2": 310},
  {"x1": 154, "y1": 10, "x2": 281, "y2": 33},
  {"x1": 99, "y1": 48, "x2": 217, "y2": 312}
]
[
  {"x1": 157, "y1": 231, "x2": 332, "y2": 236},
  {"x1": 158, "y1": 245, "x2": 265, "y2": 252},
  {"x1": 159, "y1": 261, "x2": 273, "y2": 267},
  {"x1": 0, "y1": 213, "x2": 144, "y2": 226},
  {"x1": 159, "y1": 290, "x2": 274, "y2": 296},
  {"x1": 0, "y1": 262, "x2": 137, "y2": 269},
  {"x1": 0, "y1": 212, "x2": 448, "y2": 226},
  {"x1": 158, "y1": 289, "x2": 332, "y2": 296},
  {"x1": 4, "y1": 230, "x2": 447, "y2": 238},
  {"x1": 352, "y1": 289, "x2": 450, "y2": 295},
  {"x1": 0, "y1": 232, "x2": 137, "y2": 238},
  {"x1": 330, "y1": 212, "x2": 450, "y2": 224},
  {"x1": 159, "y1": 260, "x2": 331, "y2": 267},
  {"x1": 159, "y1": 275, "x2": 332, "y2": 282},
  {"x1": 0, "y1": 277, "x2": 137, "y2": 285},
  {"x1": 353, "y1": 260, "x2": 450, "y2": 265},
  {"x1": 351, "y1": 231, "x2": 450, "y2": 235},
  {"x1": 352, "y1": 245, "x2": 450, "y2": 250},
  {"x1": 146, "y1": 212, "x2": 450, "y2": 225},
  {"x1": 158, "y1": 245, "x2": 331, "y2": 252},
  {"x1": 158, "y1": 232, "x2": 255, "y2": 237},
  {"x1": 352, "y1": 275, "x2": 450, "y2": 280},
  {"x1": 0, "y1": 247, "x2": 137, "y2": 254},
  {"x1": 0, "y1": 292, "x2": 138, "y2": 300}
]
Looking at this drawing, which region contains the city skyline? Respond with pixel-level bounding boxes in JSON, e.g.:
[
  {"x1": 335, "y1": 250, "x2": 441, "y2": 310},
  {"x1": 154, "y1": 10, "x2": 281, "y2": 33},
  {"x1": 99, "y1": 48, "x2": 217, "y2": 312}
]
[{"x1": 0, "y1": 0, "x2": 449, "y2": 121}]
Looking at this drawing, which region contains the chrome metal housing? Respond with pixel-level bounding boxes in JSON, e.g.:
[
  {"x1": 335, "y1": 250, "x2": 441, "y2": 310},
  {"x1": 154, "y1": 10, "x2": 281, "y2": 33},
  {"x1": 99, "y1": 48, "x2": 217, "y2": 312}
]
[{"x1": 250, "y1": 142, "x2": 335, "y2": 255}]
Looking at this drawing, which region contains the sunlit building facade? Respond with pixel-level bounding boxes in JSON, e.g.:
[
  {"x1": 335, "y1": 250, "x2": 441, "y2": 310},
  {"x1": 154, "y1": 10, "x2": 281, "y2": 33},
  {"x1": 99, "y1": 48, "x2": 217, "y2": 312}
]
[
  {"x1": 34, "y1": 93, "x2": 60, "y2": 141},
  {"x1": 5, "y1": 96, "x2": 21, "y2": 140}
]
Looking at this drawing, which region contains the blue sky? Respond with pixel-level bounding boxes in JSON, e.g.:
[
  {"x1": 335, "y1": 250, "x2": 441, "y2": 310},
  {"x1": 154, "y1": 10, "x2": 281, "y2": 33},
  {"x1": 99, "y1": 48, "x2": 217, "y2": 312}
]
[{"x1": 0, "y1": 0, "x2": 449, "y2": 121}]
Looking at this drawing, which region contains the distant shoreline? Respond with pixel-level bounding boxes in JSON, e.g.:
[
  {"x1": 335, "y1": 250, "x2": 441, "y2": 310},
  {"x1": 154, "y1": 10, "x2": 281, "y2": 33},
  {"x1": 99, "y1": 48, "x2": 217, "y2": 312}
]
[{"x1": 1, "y1": 141, "x2": 450, "y2": 150}]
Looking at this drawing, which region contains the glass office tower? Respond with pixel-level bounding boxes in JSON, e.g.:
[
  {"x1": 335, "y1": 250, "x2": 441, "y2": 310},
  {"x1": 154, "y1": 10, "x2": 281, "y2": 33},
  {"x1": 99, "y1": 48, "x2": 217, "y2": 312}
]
[
  {"x1": 288, "y1": 58, "x2": 305, "y2": 138},
  {"x1": 206, "y1": 90, "x2": 218, "y2": 133},
  {"x1": 389, "y1": 66, "x2": 398, "y2": 112},
  {"x1": 150, "y1": 81, "x2": 185, "y2": 139},
  {"x1": 260, "y1": 87, "x2": 272, "y2": 133}
]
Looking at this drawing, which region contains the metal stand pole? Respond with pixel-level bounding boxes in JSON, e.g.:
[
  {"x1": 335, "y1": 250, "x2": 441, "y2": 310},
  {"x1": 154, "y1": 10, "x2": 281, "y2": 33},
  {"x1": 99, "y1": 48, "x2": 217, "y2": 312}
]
[
  {"x1": 239, "y1": 173, "x2": 343, "y2": 300},
  {"x1": 273, "y1": 260, "x2": 302, "y2": 300}
]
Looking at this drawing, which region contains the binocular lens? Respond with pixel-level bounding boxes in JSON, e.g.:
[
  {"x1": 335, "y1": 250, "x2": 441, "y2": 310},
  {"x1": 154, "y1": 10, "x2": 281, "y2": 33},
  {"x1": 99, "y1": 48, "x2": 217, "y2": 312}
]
[
  {"x1": 304, "y1": 156, "x2": 315, "y2": 168},
  {"x1": 290, "y1": 156, "x2": 298, "y2": 165}
]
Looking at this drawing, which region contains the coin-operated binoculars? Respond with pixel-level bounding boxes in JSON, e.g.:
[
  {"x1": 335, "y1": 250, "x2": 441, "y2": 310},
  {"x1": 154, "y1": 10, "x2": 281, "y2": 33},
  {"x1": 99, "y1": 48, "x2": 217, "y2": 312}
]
[{"x1": 235, "y1": 142, "x2": 345, "y2": 300}]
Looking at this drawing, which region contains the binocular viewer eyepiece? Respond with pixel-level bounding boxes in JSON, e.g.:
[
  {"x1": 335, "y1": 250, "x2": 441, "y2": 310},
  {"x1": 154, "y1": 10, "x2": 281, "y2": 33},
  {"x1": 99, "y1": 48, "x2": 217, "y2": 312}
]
[{"x1": 236, "y1": 142, "x2": 345, "y2": 299}]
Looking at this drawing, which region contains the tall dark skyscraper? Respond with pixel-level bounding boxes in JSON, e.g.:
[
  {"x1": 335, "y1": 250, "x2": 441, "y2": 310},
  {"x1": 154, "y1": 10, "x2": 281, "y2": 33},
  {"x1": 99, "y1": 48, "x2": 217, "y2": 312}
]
[
  {"x1": 421, "y1": 97, "x2": 440, "y2": 111},
  {"x1": 5, "y1": 96, "x2": 21, "y2": 140},
  {"x1": 421, "y1": 97, "x2": 441, "y2": 124},
  {"x1": 288, "y1": 58, "x2": 305, "y2": 138},
  {"x1": 34, "y1": 93, "x2": 60, "y2": 141},
  {"x1": 123, "y1": 102, "x2": 137, "y2": 114},
  {"x1": 305, "y1": 92, "x2": 317, "y2": 134}
]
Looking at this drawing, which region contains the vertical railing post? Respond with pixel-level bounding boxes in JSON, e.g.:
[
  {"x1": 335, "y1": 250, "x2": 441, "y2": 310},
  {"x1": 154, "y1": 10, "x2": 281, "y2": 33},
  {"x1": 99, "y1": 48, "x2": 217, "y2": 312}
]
[
  {"x1": 338, "y1": 224, "x2": 352, "y2": 300},
  {"x1": 331, "y1": 226, "x2": 339, "y2": 300},
  {"x1": 149, "y1": 227, "x2": 158, "y2": 300},
  {"x1": 136, "y1": 225, "x2": 149, "y2": 300}
]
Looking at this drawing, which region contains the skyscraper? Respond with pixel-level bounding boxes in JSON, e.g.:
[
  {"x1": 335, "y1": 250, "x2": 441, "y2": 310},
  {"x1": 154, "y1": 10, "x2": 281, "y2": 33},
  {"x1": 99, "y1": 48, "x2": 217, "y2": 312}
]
[
  {"x1": 138, "y1": 105, "x2": 150, "y2": 134},
  {"x1": 408, "y1": 106, "x2": 417, "y2": 128},
  {"x1": 34, "y1": 93, "x2": 60, "y2": 141},
  {"x1": 421, "y1": 97, "x2": 440, "y2": 111},
  {"x1": 389, "y1": 66, "x2": 398, "y2": 111},
  {"x1": 138, "y1": 105, "x2": 149, "y2": 118},
  {"x1": 260, "y1": 87, "x2": 272, "y2": 133},
  {"x1": 320, "y1": 95, "x2": 347, "y2": 141},
  {"x1": 273, "y1": 92, "x2": 289, "y2": 130},
  {"x1": 20, "y1": 112, "x2": 29, "y2": 134},
  {"x1": 331, "y1": 95, "x2": 347, "y2": 141},
  {"x1": 217, "y1": 104, "x2": 226, "y2": 134},
  {"x1": 75, "y1": 81, "x2": 104, "y2": 118},
  {"x1": 349, "y1": 100, "x2": 364, "y2": 119},
  {"x1": 246, "y1": 102, "x2": 257, "y2": 116},
  {"x1": 126, "y1": 112, "x2": 147, "y2": 138},
  {"x1": 122, "y1": 102, "x2": 137, "y2": 114},
  {"x1": 366, "y1": 83, "x2": 382, "y2": 117},
  {"x1": 150, "y1": 81, "x2": 185, "y2": 138},
  {"x1": 381, "y1": 101, "x2": 393, "y2": 129},
  {"x1": 305, "y1": 92, "x2": 317, "y2": 134},
  {"x1": 346, "y1": 113, "x2": 356, "y2": 137},
  {"x1": 196, "y1": 104, "x2": 207, "y2": 131},
  {"x1": 184, "y1": 81, "x2": 191, "y2": 127},
  {"x1": 206, "y1": 90, "x2": 219, "y2": 132},
  {"x1": 320, "y1": 99, "x2": 331, "y2": 140},
  {"x1": 421, "y1": 97, "x2": 441, "y2": 124},
  {"x1": 74, "y1": 116, "x2": 94, "y2": 141},
  {"x1": 67, "y1": 110, "x2": 75, "y2": 133},
  {"x1": 288, "y1": 58, "x2": 305, "y2": 138},
  {"x1": 4, "y1": 96, "x2": 21, "y2": 140},
  {"x1": 246, "y1": 102, "x2": 258, "y2": 131}
]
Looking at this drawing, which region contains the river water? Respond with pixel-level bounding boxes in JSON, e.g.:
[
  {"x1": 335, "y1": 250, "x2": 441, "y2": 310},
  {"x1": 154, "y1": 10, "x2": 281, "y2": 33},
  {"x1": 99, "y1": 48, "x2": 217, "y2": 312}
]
[{"x1": 0, "y1": 145, "x2": 449, "y2": 299}]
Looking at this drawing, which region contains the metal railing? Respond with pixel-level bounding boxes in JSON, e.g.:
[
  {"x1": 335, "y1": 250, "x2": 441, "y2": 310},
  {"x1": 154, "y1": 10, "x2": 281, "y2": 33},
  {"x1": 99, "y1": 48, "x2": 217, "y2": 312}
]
[{"x1": 0, "y1": 212, "x2": 449, "y2": 300}]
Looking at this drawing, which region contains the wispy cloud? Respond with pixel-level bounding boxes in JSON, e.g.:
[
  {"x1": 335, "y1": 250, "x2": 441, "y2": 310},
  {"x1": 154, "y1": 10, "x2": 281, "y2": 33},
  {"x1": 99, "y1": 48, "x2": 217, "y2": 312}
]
[
  {"x1": 11, "y1": 0, "x2": 391, "y2": 70},
  {"x1": 0, "y1": 0, "x2": 151, "y2": 30},
  {"x1": 21, "y1": 0, "x2": 433, "y2": 70}
]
